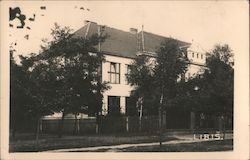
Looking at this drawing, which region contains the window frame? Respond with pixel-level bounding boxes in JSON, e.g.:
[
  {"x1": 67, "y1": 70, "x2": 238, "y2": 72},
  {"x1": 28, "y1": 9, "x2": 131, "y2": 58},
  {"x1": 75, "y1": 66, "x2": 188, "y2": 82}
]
[
  {"x1": 108, "y1": 62, "x2": 120, "y2": 84},
  {"x1": 125, "y1": 64, "x2": 131, "y2": 84}
]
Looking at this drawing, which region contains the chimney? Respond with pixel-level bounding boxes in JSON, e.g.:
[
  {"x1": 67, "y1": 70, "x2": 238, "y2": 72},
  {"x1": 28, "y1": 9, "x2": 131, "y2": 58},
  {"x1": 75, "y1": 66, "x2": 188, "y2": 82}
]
[
  {"x1": 84, "y1": 20, "x2": 97, "y2": 25},
  {"x1": 129, "y1": 28, "x2": 138, "y2": 34}
]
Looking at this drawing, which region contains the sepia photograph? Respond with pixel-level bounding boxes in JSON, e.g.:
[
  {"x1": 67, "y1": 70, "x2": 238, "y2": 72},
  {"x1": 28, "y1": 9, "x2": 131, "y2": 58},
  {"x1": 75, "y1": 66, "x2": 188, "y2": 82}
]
[{"x1": 0, "y1": 0, "x2": 249, "y2": 159}]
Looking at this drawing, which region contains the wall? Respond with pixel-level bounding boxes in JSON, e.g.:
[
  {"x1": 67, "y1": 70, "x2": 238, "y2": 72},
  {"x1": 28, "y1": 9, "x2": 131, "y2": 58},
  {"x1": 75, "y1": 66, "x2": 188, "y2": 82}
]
[
  {"x1": 102, "y1": 54, "x2": 134, "y2": 115},
  {"x1": 185, "y1": 49, "x2": 207, "y2": 80}
]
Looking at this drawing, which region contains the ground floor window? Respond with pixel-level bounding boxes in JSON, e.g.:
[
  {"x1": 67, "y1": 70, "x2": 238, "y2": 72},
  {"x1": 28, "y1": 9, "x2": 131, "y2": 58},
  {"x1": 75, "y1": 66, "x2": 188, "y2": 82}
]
[
  {"x1": 108, "y1": 96, "x2": 120, "y2": 116},
  {"x1": 125, "y1": 97, "x2": 137, "y2": 116}
]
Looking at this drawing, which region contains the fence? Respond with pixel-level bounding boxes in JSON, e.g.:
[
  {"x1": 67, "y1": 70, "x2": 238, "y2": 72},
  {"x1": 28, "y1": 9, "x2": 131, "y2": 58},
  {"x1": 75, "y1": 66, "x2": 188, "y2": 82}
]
[
  {"x1": 41, "y1": 114, "x2": 232, "y2": 134},
  {"x1": 41, "y1": 116, "x2": 160, "y2": 134}
]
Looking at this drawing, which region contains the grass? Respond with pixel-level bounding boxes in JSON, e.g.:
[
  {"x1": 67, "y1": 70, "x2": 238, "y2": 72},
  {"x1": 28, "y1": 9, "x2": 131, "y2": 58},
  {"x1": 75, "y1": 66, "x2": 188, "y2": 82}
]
[
  {"x1": 118, "y1": 139, "x2": 233, "y2": 152},
  {"x1": 9, "y1": 132, "x2": 177, "y2": 152}
]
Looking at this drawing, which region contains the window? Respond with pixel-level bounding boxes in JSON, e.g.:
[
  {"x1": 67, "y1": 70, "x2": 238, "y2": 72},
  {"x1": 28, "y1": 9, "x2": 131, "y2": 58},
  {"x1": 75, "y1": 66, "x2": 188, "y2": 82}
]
[
  {"x1": 201, "y1": 54, "x2": 203, "y2": 59},
  {"x1": 108, "y1": 96, "x2": 120, "y2": 116},
  {"x1": 125, "y1": 65, "x2": 131, "y2": 84},
  {"x1": 108, "y1": 62, "x2": 120, "y2": 84},
  {"x1": 125, "y1": 97, "x2": 137, "y2": 116},
  {"x1": 192, "y1": 52, "x2": 194, "y2": 58},
  {"x1": 197, "y1": 53, "x2": 199, "y2": 58}
]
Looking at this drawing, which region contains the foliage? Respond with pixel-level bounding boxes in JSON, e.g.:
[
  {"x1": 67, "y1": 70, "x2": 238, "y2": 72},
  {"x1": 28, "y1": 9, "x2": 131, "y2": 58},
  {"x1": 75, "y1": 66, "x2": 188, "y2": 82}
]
[
  {"x1": 200, "y1": 44, "x2": 233, "y2": 116},
  {"x1": 127, "y1": 39, "x2": 189, "y2": 115},
  {"x1": 154, "y1": 40, "x2": 189, "y2": 107},
  {"x1": 10, "y1": 23, "x2": 109, "y2": 135},
  {"x1": 10, "y1": 52, "x2": 32, "y2": 133},
  {"x1": 33, "y1": 23, "x2": 108, "y2": 117},
  {"x1": 128, "y1": 55, "x2": 159, "y2": 115},
  {"x1": 180, "y1": 44, "x2": 234, "y2": 117}
]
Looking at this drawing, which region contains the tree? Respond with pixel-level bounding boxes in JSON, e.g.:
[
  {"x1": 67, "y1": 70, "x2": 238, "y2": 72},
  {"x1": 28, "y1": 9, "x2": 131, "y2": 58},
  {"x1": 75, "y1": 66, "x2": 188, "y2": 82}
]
[
  {"x1": 128, "y1": 39, "x2": 189, "y2": 146},
  {"x1": 10, "y1": 52, "x2": 31, "y2": 138},
  {"x1": 35, "y1": 23, "x2": 108, "y2": 137},
  {"x1": 154, "y1": 40, "x2": 189, "y2": 146},
  {"x1": 179, "y1": 44, "x2": 234, "y2": 138},
  {"x1": 200, "y1": 44, "x2": 233, "y2": 133},
  {"x1": 128, "y1": 55, "x2": 158, "y2": 116}
]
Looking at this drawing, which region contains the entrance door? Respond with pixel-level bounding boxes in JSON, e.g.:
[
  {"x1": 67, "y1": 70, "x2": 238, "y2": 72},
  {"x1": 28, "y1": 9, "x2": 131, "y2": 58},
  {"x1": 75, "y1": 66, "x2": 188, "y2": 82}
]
[{"x1": 108, "y1": 96, "x2": 120, "y2": 116}]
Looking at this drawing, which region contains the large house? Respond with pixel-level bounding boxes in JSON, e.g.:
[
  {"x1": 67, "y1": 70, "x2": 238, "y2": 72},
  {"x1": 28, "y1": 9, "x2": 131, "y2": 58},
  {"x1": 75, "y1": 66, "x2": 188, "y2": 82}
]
[
  {"x1": 43, "y1": 21, "x2": 207, "y2": 131},
  {"x1": 73, "y1": 21, "x2": 206, "y2": 116}
]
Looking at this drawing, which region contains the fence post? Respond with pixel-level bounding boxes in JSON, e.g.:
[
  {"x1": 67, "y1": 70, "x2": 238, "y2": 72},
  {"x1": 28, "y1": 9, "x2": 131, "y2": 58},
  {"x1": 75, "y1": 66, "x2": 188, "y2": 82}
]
[
  {"x1": 77, "y1": 119, "x2": 80, "y2": 134},
  {"x1": 39, "y1": 119, "x2": 43, "y2": 133},
  {"x1": 190, "y1": 111, "x2": 195, "y2": 130},
  {"x1": 126, "y1": 116, "x2": 129, "y2": 132}
]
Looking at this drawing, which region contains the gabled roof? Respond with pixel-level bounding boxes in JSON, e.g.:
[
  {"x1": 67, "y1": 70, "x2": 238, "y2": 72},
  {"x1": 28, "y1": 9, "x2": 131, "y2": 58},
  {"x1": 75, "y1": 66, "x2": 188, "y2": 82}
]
[{"x1": 73, "y1": 21, "x2": 190, "y2": 58}]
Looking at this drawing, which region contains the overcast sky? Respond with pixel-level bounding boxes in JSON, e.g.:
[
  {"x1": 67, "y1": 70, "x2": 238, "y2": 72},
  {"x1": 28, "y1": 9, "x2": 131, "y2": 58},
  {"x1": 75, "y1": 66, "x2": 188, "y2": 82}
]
[{"x1": 4, "y1": 0, "x2": 249, "y2": 58}]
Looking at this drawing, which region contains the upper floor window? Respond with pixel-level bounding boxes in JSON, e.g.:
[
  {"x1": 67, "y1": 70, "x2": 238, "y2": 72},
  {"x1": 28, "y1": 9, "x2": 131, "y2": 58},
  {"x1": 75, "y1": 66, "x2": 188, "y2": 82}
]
[
  {"x1": 201, "y1": 54, "x2": 203, "y2": 59},
  {"x1": 125, "y1": 65, "x2": 131, "y2": 84},
  {"x1": 197, "y1": 53, "x2": 199, "y2": 58},
  {"x1": 108, "y1": 62, "x2": 120, "y2": 84},
  {"x1": 192, "y1": 52, "x2": 194, "y2": 58}
]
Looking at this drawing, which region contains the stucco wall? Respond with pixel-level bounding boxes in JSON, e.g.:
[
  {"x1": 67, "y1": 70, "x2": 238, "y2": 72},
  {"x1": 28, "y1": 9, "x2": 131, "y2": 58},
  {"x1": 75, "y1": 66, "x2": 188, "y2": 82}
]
[{"x1": 102, "y1": 54, "x2": 134, "y2": 115}]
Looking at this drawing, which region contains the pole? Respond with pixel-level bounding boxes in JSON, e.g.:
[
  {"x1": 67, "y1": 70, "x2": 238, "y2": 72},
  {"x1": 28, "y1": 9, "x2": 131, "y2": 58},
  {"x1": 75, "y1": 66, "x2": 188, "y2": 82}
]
[
  {"x1": 159, "y1": 92, "x2": 163, "y2": 147},
  {"x1": 35, "y1": 117, "x2": 40, "y2": 151}
]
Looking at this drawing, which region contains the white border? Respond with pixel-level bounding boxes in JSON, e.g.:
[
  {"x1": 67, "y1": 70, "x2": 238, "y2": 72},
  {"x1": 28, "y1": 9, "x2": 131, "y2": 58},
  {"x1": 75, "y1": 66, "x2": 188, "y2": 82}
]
[{"x1": 1, "y1": 1, "x2": 249, "y2": 160}]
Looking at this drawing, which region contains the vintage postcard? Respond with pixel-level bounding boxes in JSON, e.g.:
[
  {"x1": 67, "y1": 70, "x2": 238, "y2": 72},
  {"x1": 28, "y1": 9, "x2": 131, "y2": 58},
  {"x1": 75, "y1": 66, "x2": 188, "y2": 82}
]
[{"x1": 0, "y1": 0, "x2": 249, "y2": 159}]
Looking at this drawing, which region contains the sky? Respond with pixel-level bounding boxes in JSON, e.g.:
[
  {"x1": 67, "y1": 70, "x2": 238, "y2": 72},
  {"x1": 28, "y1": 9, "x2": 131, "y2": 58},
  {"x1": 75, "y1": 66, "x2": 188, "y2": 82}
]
[{"x1": 3, "y1": 0, "x2": 249, "y2": 59}]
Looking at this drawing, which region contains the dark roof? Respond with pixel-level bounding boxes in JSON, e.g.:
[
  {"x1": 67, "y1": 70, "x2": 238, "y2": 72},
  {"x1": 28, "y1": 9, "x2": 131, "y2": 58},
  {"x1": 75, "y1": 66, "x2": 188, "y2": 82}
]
[
  {"x1": 140, "y1": 31, "x2": 189, "y2": 53},
  {"x1": 73, "y1": 22, "x2": 190, "y2": 58}
]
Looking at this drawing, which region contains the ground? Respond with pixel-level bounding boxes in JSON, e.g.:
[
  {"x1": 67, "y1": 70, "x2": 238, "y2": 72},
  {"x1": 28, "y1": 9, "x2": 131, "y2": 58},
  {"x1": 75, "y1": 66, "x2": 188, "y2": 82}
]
[
  {"x1": 10, "y1": 132, "x2": 176, "y2": 152},
  {"x1": 9, "y1": 132, "x2": 233, "y2": 152},
  {"x1": 114, "y1": 139, "x2": 233, "y2": 152}
]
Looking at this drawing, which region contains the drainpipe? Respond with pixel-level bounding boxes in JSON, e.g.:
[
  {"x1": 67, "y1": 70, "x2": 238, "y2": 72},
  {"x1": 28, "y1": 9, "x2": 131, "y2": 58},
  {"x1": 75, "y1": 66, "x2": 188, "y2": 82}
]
[
  {"x1": 98, "y1": 25, "x2": 101, "y2": 52},
  {"x1": 141, "y1": 25, "x2": 145, "y2": 52}
]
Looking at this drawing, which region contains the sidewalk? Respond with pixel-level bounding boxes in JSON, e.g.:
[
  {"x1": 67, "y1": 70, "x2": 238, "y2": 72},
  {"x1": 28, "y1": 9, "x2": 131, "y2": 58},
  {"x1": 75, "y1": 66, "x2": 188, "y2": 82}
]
[{"x1": 45, "y1": 133, "x2": 233, "y2": 152}]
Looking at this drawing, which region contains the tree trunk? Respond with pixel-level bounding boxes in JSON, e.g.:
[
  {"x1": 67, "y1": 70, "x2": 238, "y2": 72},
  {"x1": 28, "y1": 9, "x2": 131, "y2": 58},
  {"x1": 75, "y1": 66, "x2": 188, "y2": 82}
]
[
  {"x1": 158, "y1": 106, "x2": 162, "y2": 147},
  {"x1": 138, "y1": 97, "x2": 143, "y2": 132},
  {"x1": 58, "y1": 111, "x2": 65, "y2": 138},
  {"x1": 159, "y1": 92, "x2": 164, "y2": 148},
  {"x1": 95, "y1": 113, "x2": 99, "y2": 134},
  {"x1": 73, "y1": 113, "x2": 78, "y2": 135}
]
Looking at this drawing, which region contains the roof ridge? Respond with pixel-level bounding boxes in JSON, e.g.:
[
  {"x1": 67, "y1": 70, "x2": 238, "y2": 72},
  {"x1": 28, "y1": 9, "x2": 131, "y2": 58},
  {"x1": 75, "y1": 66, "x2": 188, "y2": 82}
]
[{"x1": 101, "y1": 25, "x2": 137, "y2": 36}]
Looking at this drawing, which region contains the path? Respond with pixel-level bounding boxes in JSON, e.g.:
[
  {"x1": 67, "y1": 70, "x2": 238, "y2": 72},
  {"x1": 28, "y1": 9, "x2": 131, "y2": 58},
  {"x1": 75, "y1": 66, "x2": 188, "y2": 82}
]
[{"x1": 45, "y1": 133, "x2": 233, "y2": 152}]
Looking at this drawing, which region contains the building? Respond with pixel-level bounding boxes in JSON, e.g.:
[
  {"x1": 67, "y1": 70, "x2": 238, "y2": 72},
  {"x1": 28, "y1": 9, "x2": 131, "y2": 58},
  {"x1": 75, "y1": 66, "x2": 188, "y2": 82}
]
[
  {"x1": 43, "y1": 21, "x2": 207, "y2": 132},
  {"x1": 73, "y1": 21, "x2": 206, "y2": 116}
]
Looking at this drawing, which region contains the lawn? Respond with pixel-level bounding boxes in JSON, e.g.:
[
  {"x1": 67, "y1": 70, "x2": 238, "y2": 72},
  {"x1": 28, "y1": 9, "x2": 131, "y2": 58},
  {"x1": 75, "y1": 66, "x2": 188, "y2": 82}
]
[
  {"x1": 9, "y1": 133, "x2": 177, "y2": 152},
  {"x1": 118, "y1": 139, "x2": 233, "y2": 152}
]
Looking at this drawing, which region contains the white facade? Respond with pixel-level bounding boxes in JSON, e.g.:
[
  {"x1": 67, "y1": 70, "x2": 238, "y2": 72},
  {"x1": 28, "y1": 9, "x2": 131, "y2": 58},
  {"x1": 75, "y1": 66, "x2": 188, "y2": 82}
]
[
  {"x1": 102, "y1": 54, "x2": 134, "y2": 115},
  {"x1": 101, "y1": 46, "x2": 206, "y2": 115},
  {"x1": 184, "y1": 45, "x2": 207, "y2": 81}
]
